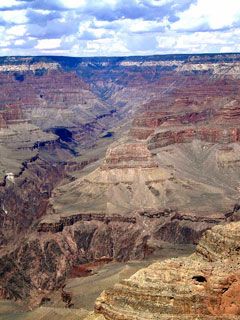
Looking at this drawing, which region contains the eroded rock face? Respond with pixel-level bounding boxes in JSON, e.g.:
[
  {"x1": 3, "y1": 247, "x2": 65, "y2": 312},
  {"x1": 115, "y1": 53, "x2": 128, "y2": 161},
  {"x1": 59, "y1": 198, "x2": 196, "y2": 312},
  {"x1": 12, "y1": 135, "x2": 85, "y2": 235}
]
[
  {"x1": 1, "y1": 53, "x2": 240, "y2": 305},
  {"x1": 47, "y1": 53, "x2": 240, "y2": 230},
  {"x1": 0, "y1": 158, "x2": 64, "y2": 245},
  {"x1": 0, "y1": 219, "x2": 149, "y2": 303},
  {"x1": 93, "y1": 222, "x2": 240, "y2": 319},
  {"x1": 102, "y1": 141, "x2": 158, "y2": 169},
  {"x1": 48, "y1": 138, "x2": 240, "y2": 241}
]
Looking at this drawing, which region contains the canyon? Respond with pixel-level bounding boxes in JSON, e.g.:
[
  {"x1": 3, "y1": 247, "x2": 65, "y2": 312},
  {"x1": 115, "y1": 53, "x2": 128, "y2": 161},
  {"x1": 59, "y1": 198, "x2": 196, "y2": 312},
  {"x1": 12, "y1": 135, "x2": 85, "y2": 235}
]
[{"x1": 0, "y1": 53, "x2": 240, "y2": 319}]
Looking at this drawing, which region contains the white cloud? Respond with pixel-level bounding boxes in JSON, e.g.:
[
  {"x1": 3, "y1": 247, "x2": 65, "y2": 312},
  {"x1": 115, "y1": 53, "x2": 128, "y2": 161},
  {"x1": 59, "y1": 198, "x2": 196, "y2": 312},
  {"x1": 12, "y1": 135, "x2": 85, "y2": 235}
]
[
  {"x1": 78, "y1": 20, "x2": 93, "y2": 33},
  {"x1": 220, "y1": 46, "x2": 232, "y2": 53},
  {"x1": 35, "y1": 38, "x2": 61, "y2": 49},
  {"x1": 145, "y1": 0, "x2": 173, "y2": 5},
  {"x1": 85, "y1": 37, "x2": 129, "y2": 55},
  {"x1": 0, "y1": 0, "x2": 239, "y2": 56},
  {"x1": 127, "y1": 18, "x2": 168, "y2": 33},
  {"x1": 0, "y1": 10, "x2": 28, "y2": 24},
  {"x1": 172, "y1": 0, "x2": 240, "y2": 31},
  {"x1": 157, "y1": 28, "x2": 240, "y2": 53},
  {"x1": 14, "y1": 39, "x2": 25, "y2": 45},
  {"x1": 59, "y1": 0, "x2": 119, "y2": 10},
  {"x1": 59, "y1": 0, "x2": 86, "y2": 9},
  {"x1": 6, "y1": 25, "x2": 26, "y2": 36},
  {"x1": 0, "y1": 0, "x2": 21, "y2": 9}
]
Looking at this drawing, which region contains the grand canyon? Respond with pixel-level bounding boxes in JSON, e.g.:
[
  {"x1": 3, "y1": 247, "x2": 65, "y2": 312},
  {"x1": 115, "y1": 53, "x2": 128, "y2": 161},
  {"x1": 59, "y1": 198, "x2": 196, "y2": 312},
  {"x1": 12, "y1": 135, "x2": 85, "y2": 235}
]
[{"x1": 0, "y1": 53, "x2": 240, "y2": 319}]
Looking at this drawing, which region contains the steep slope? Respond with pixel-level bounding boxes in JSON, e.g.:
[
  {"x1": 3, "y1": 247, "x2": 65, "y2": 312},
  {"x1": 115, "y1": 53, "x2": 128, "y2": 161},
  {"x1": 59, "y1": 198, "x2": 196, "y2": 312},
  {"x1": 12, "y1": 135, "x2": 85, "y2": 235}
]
[
  {"x1": 93, "y1": 221, "x2": 240, "y2": 319},
  {"x1": 0, "y1": 53, "x2": 240, "y2": 305},
  {"x1": 47, "y1": 53, "x2": 240, "y2": 244}
]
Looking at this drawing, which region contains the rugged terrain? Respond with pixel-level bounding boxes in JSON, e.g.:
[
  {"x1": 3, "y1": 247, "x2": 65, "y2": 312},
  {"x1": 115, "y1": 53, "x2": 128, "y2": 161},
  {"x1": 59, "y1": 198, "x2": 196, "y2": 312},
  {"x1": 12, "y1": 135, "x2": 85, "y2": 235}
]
[
  {"x1": 0, "y1": 53, "x2": 240, "y2": 314},
  {"x1": 92, "y1": 221, "x2": 240, "y2": 319}
]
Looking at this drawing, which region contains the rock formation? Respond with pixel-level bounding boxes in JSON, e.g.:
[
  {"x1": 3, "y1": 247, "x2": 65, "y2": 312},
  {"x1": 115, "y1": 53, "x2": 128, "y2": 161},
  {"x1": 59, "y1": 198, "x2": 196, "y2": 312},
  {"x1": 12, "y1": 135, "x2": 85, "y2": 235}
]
[
  {"x1": 1, "y1": 53, "x2": 240, "y2": 305},
  {"x1": 92, "y1": 221, "x2": 240, "y2": 319}
]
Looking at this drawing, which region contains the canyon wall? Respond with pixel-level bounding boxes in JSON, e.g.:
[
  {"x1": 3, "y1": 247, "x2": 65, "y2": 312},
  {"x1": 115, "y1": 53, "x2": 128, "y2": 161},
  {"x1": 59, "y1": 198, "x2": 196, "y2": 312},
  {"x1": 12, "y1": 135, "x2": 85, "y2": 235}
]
[
  {"x1": 0, "y1": 53, "x2": 240, "y2": 304},
  {"x1": 92, "y1": 221, "x2": 240, "y2": 319}
]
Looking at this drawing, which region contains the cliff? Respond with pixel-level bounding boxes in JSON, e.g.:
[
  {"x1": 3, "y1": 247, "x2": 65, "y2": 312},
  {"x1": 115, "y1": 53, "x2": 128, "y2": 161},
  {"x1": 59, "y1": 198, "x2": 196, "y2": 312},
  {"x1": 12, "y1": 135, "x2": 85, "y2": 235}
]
[
  {"x1": 93, "y1": 221, "x2": 240, "y2": 319},
  {"x1": 1, "y1": 53, "x2": 240, "y2": 305}
]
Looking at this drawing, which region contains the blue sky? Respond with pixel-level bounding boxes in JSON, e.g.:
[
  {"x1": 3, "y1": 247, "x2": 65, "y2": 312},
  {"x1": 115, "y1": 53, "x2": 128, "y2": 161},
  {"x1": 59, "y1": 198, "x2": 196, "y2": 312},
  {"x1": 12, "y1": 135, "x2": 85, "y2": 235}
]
[{"x1": 0, "y1": 0, "x2": 240, "y2": 56}]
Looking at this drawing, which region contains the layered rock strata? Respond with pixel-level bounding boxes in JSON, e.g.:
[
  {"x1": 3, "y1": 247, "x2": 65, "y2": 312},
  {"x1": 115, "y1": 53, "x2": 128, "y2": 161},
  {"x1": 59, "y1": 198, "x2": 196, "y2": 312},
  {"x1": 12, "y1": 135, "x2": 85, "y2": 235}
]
[
  {"x1": 1, "y1": 53, "x2": 240, "y2": 305},
  {"x1": 93, "y1": 222, "x2": 240, "y2": 319}
]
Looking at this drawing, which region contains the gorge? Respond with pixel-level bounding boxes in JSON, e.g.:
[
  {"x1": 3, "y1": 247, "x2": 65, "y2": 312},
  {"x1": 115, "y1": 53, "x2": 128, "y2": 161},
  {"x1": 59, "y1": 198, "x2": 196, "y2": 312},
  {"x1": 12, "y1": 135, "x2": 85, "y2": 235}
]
[{"x1": 0, "y1": 53, "x2": 240, "y2": 319}]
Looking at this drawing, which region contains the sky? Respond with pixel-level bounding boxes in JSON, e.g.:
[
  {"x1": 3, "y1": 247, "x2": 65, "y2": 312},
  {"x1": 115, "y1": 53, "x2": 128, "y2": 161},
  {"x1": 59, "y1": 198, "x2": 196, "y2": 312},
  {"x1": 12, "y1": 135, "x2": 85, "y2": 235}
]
[{"x1": 0, "y1": 0, "x2": 240, "y2": 57}]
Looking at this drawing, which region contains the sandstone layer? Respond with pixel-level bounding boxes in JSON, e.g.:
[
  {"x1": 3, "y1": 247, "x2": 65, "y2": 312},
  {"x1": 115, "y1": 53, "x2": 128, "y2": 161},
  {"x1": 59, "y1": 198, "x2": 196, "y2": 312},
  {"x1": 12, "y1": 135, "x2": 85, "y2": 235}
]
[{"x1": 92, "y1": 221, "x2": 240, "y2": 319}]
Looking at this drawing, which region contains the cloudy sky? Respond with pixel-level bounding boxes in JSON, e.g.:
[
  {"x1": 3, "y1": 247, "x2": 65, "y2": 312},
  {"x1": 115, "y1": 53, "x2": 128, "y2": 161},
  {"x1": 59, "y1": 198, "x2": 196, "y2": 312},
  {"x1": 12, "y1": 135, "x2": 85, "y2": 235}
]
[{"x1": 0, "y1": 0, "x2": 240, "y2": 57}]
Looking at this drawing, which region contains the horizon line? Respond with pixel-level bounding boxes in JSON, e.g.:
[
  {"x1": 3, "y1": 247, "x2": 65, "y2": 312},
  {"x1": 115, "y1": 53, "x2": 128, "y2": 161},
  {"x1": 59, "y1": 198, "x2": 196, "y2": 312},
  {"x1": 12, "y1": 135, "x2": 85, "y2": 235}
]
[{"x1": 0, "y1": 52, "x2": 240, "y2": 59}]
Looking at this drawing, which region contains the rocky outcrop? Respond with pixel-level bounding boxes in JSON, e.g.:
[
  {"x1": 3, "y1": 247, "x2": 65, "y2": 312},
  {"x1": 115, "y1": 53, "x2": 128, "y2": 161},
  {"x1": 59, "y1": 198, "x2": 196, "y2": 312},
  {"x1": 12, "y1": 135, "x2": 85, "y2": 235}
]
[
  {"x1": 37, "y1": 213, "x2": 137, "y2": 233},
  {"x1": 0, "y1": 122, "x2": 67, "y2": 245},
  {"x1": 196, "y1": 222, "x2": 240, "y2": 261},
  {"x1": 1, "y1": 53, "x2": 240, "y2": 308},
  {"x1": 148, "y1": 126, "x2": 240, "y2": 149},
  {"x1": 49, "y1": 138, "x2": 240, "y2": 226},
  {"x1": 0, "y1": 219, "x2": 149, "y2": 303},
  {"x1": 0, "y1": 157, "x2": 64, "y2": 245},
  {"x1": 102, "y1": 142, "x2": 158, "y2": 169},
  {"x1": 0, "y1": 205, "x2": 228, "y2": 303},
  {"x1": 93, "y1": 222, "x2": 240, "y2": 319}
]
